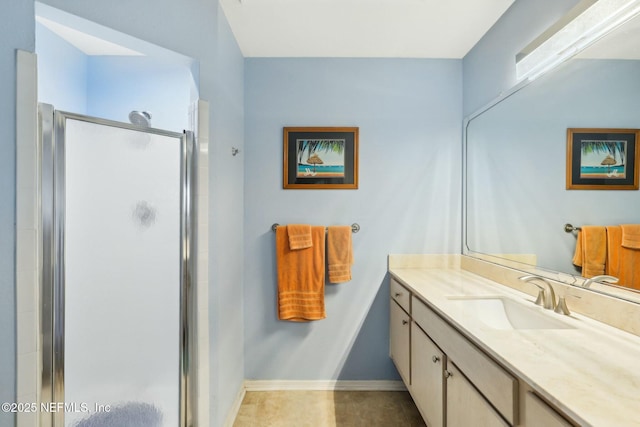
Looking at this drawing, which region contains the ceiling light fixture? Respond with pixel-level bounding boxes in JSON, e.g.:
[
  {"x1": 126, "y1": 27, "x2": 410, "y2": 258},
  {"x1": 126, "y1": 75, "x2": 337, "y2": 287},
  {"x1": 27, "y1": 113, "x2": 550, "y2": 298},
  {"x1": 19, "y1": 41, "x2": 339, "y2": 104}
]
[{"x1": 516, "y1": 0, "x2": 640, "y2": 81}]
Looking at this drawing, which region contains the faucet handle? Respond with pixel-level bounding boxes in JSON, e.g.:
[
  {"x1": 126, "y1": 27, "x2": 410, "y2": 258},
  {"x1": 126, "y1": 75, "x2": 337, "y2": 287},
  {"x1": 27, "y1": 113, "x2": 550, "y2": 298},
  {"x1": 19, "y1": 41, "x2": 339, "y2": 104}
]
[
  {"x1": 554, "y1": 297, "x2": 571, "y2": 315},
  {"x1": 519, "y1": 275, "x2": 556, "y2": 310},
  {"x1": 582, "y1": 275, "x2": 619, "y2": 288}
]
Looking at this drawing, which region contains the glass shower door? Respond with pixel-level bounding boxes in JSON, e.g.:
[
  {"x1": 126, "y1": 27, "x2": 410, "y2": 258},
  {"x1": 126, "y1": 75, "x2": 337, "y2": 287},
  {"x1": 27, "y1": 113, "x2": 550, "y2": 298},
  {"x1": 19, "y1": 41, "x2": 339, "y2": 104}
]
[{"x1": 41, "y1": 107, "x2": 195, "y2": 427}]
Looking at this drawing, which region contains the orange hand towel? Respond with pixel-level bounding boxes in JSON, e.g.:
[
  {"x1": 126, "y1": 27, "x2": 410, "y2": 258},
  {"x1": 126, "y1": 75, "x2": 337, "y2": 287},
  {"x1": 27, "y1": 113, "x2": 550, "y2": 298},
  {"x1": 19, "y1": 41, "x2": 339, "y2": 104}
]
[
  {"x1": 572, "y1": 230, "x2": 583, "y2": 267},
  {"x1": 575, "y1": 226, "x2": 607, "y2": 278},
  {"x1": 327, "y1": 225, "x2": 353, "y2": 284},
  {"x1": 621, "y1": 224, "x2": 640, "y2": 249},
  {"x1": 287, "y1": 224, "x2": 313, "y2": 250},
  {"x1": 276, "y1": 225, "x2": 326, "y2": 321}
]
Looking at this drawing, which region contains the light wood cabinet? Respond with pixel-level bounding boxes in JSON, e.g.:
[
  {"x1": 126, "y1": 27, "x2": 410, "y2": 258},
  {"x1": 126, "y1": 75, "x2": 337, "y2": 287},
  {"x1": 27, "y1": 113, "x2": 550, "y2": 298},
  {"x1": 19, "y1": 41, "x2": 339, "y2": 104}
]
[
  {"x1": 446, "y1": 362, "x2": 509, "y2": 427},
  {"x1": 390, "y1": 277, "x2": 410, "y2": 312},
  {"x1": 413, "y1": 295, "x2": 518, "y2": 425},
  {"x1": 524, "y1": 392, "x2": 574, "y2": 427},
  {"x1": 411, "y1": 323, "x2": 445, "y2": 427},
  {"x1": 389, "y1": 275, "x2": 578, "y2": 427},
  {"x1": 390, "y1": 299, "x2": 411, "y2": 385}
]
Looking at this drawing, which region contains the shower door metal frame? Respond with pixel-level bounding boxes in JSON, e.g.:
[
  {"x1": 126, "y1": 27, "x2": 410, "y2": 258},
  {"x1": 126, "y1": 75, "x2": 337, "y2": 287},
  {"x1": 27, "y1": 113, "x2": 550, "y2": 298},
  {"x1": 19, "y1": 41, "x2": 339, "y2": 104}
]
[{"x1": 39, "y1": 104, "x2": 198, "y2": 427}]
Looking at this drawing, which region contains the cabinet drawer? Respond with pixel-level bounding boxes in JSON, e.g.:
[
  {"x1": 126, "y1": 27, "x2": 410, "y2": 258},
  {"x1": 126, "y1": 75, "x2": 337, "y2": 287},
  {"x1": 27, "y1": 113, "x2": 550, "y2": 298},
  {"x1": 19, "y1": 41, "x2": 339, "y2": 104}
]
[
  {"x1": 390, "y1": 278, "x2": 411, "y2": 313},
  {"x1": 412, "y1": 296, "x2": 518, "y2": 425}
]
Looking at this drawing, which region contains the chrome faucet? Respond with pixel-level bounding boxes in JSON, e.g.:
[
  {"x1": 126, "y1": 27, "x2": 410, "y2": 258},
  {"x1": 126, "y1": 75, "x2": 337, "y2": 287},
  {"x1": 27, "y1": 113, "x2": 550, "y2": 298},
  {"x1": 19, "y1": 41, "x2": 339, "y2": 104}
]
[
  {"x1": 582, "y1": 275, "x2": 619, "y2": 288},
  {"x1": 519, "y1": 275, "x2": 556, "y2": 310}
]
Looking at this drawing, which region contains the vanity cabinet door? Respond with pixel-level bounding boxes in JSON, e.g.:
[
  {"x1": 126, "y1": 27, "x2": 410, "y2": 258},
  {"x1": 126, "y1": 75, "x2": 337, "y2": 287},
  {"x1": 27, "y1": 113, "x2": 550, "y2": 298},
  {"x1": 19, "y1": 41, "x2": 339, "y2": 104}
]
[
  {"x1": 411, "y1": 323, "x2": 445, "y2": 427},
  {"x1": 413, "y1": 295, "x2": 518, "y2": 425},
  {"x1": 524, "y1": 392, "x2": 573, "y2": 427},
  {"x1": 390, "y1": 299, "x2": 411, "y2": 385},
  {"x1": 446, "y1": 363, "x2": 509, "y2": 427}
]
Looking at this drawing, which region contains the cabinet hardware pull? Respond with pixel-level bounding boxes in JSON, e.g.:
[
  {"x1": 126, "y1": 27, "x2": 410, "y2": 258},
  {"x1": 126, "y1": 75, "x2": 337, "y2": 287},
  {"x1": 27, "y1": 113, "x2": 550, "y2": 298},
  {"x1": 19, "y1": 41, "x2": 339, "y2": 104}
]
[
  {"x1": 444, "y1": 370, "x2": 453, "y2": 378},
  {"x1": 432, "y1": 355, "x2": 440, "y2": 363},
  {"x1": 395, "y1": 292, "x2": 402, "y2": 297},
  {"x1": 402, "y1": 319, "x2": 408, "y2": 325}
]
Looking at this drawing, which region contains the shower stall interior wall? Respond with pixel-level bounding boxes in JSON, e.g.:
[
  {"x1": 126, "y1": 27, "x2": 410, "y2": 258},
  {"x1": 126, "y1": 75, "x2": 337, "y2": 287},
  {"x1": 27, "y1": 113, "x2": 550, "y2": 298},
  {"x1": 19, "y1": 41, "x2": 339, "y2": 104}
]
[{"x1": 39, "y1": 104, "x2": 197, "y2": 427}]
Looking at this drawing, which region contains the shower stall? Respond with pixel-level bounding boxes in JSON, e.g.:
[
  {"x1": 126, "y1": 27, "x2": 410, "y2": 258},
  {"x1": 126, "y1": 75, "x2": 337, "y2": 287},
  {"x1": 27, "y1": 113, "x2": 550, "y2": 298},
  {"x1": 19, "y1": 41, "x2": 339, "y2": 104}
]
[{"x1": 39, "y1": 104, "x2": 197, "y2": 427}]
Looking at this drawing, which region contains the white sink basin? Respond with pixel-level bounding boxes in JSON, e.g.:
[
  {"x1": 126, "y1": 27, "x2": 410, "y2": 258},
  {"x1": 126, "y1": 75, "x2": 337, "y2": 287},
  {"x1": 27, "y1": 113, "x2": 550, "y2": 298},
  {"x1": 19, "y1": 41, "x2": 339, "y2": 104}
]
[{"x1": 447, "y1": 296, "x2": 575, "y2": 330}]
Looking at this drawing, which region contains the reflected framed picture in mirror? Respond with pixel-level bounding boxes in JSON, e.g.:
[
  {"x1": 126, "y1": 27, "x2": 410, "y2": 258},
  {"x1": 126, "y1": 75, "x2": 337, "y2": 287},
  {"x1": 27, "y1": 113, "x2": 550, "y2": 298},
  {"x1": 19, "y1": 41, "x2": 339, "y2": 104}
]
[{"x1": 566, "y1": 128, "x2": 640, "y2": 190}]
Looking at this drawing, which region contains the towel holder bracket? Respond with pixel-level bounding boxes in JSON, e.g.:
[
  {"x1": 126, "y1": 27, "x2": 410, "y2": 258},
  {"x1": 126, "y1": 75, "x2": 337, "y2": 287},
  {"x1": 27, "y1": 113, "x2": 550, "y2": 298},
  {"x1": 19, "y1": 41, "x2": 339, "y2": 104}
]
[
  {"x1": 564, "y1": 223, "x2": 582, "y2": 233},
  {"x1": 272, "y1": 223, "x2": 360, "y2": 233}
]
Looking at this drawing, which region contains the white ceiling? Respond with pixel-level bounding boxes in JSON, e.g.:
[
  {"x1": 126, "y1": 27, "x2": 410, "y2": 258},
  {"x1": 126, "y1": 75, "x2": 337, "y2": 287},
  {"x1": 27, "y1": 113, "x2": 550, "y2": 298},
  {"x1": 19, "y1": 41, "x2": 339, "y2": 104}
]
[{"x1": 219, "y1": 0, "x2": 515, "y2": 58}]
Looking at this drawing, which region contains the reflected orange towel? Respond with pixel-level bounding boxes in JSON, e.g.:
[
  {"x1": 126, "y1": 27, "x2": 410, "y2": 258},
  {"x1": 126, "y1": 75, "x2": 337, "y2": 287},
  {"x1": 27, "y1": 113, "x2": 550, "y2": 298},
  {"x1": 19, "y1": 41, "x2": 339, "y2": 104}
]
[
  {"x1": 605, "y1": 226, "x2": 621, "y2": 278},
  {"x1": 611, "y1": 225, "x2": 640, "y2": 290},
  {"x1": 573, "y1": 226, "x2": 606, "y2": 278},
  {"x1": 276, "y1": 225, "x2": 326, "y2": 321},
  {"x1": 621, "y1": 224, "x2": 640, "y2": 249},
  {"x1": 327, "y1": 226, "x2": 354, "y2": 284},
  {"x1": 287, "y1": 224, "x2": 313, "y2": 250}
]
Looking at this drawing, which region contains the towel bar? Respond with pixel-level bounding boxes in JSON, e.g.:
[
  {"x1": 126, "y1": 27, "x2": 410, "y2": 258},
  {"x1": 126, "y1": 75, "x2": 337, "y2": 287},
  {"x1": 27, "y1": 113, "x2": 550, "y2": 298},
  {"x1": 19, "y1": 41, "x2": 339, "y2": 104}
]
[
  {"x1": 271, "y1": 223, "x2": 360, "y2": 233},
  {"x1": 564, "y1": 223, "x2": 582, "y2": 233}
]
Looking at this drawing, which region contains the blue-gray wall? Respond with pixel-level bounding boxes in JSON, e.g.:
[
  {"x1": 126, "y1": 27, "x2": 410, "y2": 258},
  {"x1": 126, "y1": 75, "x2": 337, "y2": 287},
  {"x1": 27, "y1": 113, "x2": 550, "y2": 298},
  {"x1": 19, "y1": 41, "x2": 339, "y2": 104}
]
[
  {"x1": 3, "y1": 1, "x2": 245, "y2": 425},
  {"x1": 209, "y1": 9, "x2": 246, "y2": 424},
  {"x1": 36, "y1": 23, "x2": 88, "y2": 113},
  {"x1": 86, "y1": 56, "x2": 193, "y2": 131},
  {"x1": 36, "y1": 23, "x2": 194, "y2": 132},
  {"x1": 243, "y1": 58, "x2": 462, "y2": 381}
]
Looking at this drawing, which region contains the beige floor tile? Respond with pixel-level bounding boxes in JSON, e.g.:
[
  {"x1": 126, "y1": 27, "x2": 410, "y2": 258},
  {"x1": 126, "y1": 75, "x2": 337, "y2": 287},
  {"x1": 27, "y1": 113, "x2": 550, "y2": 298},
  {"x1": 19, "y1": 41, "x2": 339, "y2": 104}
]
[{"x1": 232, "y1": 390, "x2": 425, "y2": 427}]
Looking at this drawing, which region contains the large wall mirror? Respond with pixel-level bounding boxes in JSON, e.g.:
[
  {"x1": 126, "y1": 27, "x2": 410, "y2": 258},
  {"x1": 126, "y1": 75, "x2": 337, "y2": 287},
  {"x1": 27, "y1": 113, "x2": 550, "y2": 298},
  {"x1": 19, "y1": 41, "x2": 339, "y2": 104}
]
[{"x1": 464, "y1": 10, "x2": 640, "y2": 304}]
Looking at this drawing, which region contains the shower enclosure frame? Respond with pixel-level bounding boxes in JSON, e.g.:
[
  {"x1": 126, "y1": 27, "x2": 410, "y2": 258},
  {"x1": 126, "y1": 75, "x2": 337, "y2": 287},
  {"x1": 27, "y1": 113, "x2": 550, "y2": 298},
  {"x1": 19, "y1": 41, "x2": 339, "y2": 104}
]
[{"x1": 39, "y1": 104, "x2": 198, "y2": 427}]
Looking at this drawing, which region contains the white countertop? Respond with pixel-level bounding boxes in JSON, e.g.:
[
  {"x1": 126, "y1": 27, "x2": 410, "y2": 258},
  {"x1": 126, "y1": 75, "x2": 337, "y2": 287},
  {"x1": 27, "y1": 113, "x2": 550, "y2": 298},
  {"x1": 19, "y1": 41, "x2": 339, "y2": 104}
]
[{"x1": 390, "y1": 267, "x2": 640, "y2": 427}]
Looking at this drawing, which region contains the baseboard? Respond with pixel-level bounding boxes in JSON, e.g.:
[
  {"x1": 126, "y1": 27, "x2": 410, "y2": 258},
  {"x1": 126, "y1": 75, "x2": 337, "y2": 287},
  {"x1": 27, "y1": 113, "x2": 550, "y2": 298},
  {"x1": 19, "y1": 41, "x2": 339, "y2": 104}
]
[
  {"x1": 243, "y1": 380, "x2": 406, "y2": 392},
  {"x1": 223, "y1": 386, "x2": 247, "y2": 427}
]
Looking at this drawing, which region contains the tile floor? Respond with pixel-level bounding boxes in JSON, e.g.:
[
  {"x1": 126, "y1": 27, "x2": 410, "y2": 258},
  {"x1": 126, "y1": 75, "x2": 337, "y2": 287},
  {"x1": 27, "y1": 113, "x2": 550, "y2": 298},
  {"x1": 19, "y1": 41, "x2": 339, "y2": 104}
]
[{"x1": 232, "y1": 390, "x2": 426, "y2": 427}]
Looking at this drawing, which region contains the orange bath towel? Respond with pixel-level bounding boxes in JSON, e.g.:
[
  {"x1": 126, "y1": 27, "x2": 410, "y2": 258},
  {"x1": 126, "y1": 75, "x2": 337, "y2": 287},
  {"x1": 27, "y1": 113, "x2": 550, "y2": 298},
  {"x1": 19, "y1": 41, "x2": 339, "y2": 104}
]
[
  {"x1": 276, "y1": 225, "x2": 326, "y2": 321},
  {"x1": 327, "y1": 226, "x2": 354, "y2": 284},
  {"x1": 573, "y1": 226, "x2": 606, "y2": 278},
  {"x1": 287, "y1": 224, "x2": 313, "y2": 250}
]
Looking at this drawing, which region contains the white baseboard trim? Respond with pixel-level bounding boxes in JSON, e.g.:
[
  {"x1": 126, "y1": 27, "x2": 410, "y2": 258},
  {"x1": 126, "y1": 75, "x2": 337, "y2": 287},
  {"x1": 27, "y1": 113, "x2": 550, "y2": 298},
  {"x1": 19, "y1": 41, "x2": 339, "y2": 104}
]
[
  {"x1": 243, "y1": 380, "x2": 406, "y2": 392},
  {"x1": 223, "y1": 386, "x2": 247, "y2": 427}
]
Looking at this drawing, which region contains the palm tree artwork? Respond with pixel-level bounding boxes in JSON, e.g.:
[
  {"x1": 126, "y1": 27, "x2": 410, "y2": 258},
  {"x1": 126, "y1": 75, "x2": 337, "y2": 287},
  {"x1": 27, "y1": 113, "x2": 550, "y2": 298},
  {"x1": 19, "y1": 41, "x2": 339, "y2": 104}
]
[
  {"x1": 580, "y1": 139, "x2": 626, "y2": 179},
  {"x1": 296, "y1": 139, "x2": 345, "y2": 178}
]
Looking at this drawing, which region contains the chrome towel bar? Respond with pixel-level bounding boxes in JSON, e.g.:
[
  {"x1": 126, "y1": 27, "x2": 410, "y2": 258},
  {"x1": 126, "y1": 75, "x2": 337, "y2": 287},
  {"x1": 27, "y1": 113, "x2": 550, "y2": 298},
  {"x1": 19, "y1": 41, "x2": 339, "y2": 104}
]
[{"x1": 272, "y1": 223, "x2": 360, "y2": 233}]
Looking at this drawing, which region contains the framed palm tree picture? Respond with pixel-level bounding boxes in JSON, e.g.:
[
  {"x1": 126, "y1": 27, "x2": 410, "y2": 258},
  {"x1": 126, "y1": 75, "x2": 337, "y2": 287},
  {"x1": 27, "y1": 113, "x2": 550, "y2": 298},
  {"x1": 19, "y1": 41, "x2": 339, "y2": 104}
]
[
  {"x1": 283, "y1": 127, "x2": 359, "y2": 189},
  {"x1": 566, "y1": 128, "x2": 640, "y2": 190}
]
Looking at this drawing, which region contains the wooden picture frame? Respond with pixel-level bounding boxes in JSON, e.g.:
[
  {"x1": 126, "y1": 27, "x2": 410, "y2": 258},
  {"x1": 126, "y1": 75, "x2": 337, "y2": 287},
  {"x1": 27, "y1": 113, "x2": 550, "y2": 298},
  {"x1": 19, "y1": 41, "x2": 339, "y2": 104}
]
[
  {"x1": 566, "y1": 128, "x2": 639, "y2": 190},
  {"x1": 283, "y1": 127, "x2": 359, "y2": 189}
]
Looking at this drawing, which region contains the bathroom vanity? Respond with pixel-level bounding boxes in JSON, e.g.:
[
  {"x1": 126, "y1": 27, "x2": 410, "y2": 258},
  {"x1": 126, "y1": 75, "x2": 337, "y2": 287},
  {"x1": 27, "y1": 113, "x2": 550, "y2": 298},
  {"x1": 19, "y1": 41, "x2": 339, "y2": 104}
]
[{"x1": 389, "y1": 255, "x2": 640, "y2": 427}]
